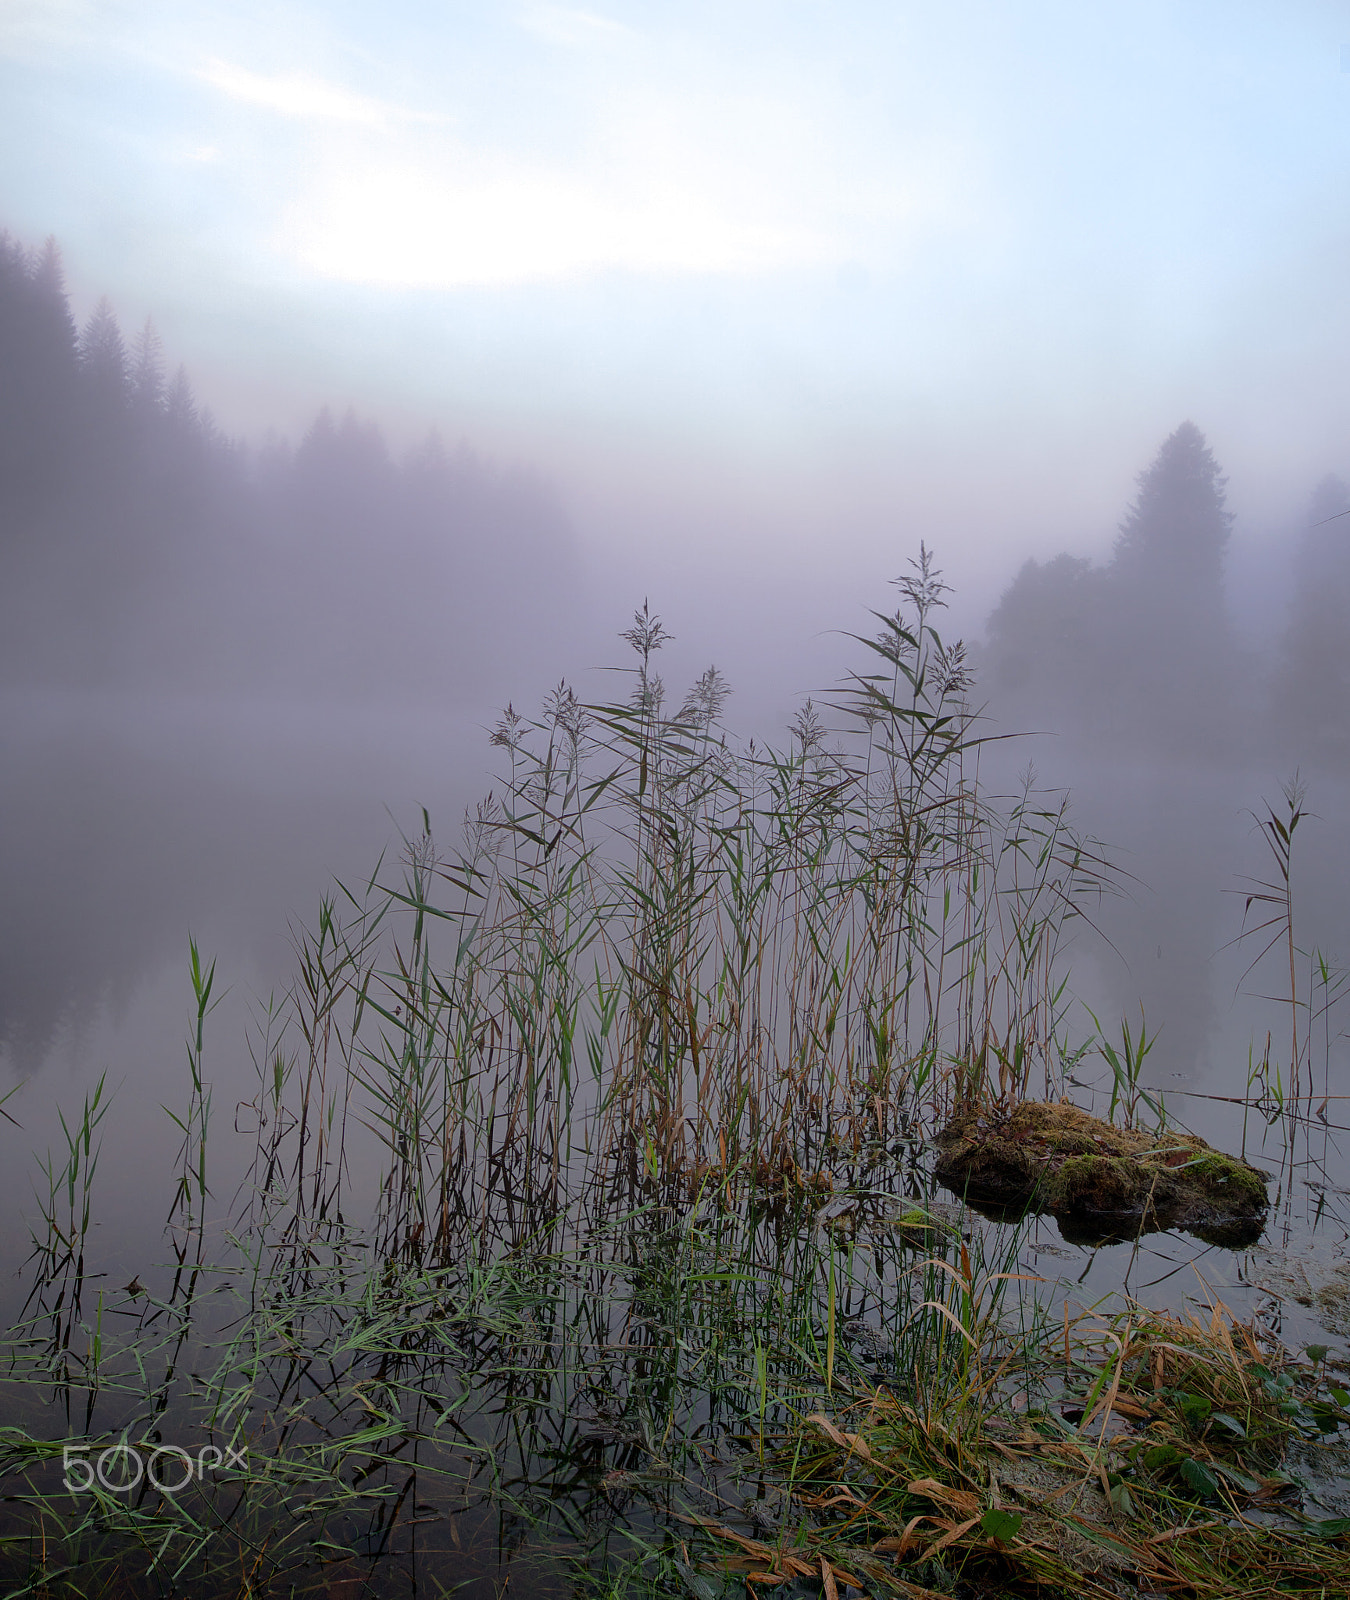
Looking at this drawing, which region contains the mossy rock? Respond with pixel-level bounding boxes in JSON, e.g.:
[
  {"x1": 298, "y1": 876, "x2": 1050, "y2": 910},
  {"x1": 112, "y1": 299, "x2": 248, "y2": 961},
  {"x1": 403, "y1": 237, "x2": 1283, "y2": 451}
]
[
  {"x1": 888, "y1": 1205, "x2": 958, "y2": 1249},
  {"x1": 932, "y1": 1100, "x2": 1268, "y2": 1246}
]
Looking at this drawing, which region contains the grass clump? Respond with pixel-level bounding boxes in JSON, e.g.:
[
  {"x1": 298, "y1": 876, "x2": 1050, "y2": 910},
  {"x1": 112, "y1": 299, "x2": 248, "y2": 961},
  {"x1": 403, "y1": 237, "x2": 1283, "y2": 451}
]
[{"x1": 688, "y1": 1296, "x2": 1350, "y2": 1599}]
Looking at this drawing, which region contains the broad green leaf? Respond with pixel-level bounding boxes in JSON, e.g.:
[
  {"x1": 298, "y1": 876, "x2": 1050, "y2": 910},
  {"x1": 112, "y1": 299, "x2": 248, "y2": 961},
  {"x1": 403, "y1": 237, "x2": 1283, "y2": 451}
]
[
  {"x1": 980, "y1": 1507, "x2": 1023, "y2": 1544},
  {"x1": 1179, "y1": 1458, "x2": 1221, "y2": 1498},
  {"x1": 1176, "y1": 1392, "x2": 1212, "y2": 1429},
  {"x1": 1306, "y1": 1516, "x2": 1350, "y2": 1538}
]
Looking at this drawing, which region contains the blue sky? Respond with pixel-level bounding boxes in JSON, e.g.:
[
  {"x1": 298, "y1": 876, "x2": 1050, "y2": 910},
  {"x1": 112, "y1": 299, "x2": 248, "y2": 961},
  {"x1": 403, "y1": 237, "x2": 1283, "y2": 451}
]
[{"x1": 2, "y1": 1, "x2": 1348, "y2": 612}]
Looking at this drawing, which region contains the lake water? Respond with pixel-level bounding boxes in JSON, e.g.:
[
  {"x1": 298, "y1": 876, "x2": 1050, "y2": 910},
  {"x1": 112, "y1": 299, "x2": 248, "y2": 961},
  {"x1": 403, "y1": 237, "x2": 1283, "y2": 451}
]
[{"x1": 2, "y1": 685, "x2": 1349, "y2": 1594}]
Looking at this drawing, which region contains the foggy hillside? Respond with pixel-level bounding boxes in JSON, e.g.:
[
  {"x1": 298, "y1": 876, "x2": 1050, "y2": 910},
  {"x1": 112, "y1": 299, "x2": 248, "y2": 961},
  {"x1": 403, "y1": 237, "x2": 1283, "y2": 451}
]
[
  {"x1": 0, "y1": 232, "x2": 584, "y2": 702},
  {"x1": 981, "y1": 422, "x2": 1350, "y2": 768}
]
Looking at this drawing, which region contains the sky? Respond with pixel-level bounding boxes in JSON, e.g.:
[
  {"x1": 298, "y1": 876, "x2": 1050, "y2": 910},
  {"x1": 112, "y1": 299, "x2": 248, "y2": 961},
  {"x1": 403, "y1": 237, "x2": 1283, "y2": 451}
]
[{"x1": 2, "y1": 0, "x2": 1349, "y2": 617}]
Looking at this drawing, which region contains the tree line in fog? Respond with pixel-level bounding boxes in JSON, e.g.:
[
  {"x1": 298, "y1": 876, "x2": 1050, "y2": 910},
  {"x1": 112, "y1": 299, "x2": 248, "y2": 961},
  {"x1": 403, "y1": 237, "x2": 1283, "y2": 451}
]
[
  {"x1": 3, "y1": 228, "x2": 1347, "y2": 768},
  {"x1": 982, "y1": 422, "x2": 1349, "y2": 767},
  {"x1": 0, "y1": 232, "x2": 581, "y2": 702}
]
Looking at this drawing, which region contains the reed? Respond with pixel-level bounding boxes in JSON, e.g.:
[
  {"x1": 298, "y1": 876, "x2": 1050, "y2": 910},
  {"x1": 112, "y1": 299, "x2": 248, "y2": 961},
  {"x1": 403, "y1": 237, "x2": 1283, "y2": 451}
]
[{"x1": 256, "y1": 549, "x2": 1113, "y2": 1267}]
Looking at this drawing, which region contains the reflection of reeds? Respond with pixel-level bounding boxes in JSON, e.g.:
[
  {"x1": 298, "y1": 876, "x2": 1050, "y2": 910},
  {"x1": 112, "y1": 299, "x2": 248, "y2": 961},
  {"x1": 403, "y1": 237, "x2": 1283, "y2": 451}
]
[{"x1": 18, "y1": 1073, "x2": 110, "y2": 1422}]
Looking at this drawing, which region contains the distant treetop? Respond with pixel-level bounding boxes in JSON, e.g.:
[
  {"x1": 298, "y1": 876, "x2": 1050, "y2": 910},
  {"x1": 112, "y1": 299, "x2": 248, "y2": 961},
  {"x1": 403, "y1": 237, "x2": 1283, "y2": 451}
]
[{"x1": 1112, "y1": 420, "x2": 1233, "y2": 599}]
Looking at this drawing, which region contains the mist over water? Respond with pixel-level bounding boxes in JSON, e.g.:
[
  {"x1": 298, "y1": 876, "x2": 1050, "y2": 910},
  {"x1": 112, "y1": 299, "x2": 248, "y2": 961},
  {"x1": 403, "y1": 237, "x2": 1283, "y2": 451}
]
[
  {"x1": 3, "y1": 196, "x2": 1350, "y2": 1345},
  {"x1": 3, "y1": 228, "x2": 1349, "y2": 1143},
  {"x1": 976, "y1": 445, "x2": 1350, "y2": 1107}
]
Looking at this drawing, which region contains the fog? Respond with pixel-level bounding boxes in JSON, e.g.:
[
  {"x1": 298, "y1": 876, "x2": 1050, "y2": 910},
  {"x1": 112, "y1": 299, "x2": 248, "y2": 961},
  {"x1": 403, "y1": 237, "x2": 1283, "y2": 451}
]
[
  {"x1": 3, "y1": 7, "x2": 1350, "y2": 1134},
  {"x1": 4, "y1": 250, "x2": 1348, "y2": 1113}
]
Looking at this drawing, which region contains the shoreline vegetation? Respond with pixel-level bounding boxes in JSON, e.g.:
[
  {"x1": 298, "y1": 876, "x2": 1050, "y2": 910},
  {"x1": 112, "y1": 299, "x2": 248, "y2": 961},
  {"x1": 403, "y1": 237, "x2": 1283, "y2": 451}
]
[{"x1": 2, "y1": 558, "x2": 1348, "y2": 1598}]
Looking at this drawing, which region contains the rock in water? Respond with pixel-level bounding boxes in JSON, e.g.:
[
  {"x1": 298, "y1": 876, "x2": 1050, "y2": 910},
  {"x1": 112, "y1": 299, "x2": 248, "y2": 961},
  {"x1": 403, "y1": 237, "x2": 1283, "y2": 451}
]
[{"x1": 932, "y1": 1100, "x2": 1268, "y2": 1246}]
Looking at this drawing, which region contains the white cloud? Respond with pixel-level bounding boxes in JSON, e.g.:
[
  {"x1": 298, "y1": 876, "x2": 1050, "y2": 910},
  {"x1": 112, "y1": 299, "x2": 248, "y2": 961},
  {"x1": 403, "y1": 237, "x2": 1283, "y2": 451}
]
[
  {"x1": 198, "y1": 57, "x2": 442, "y2": 127},
  {"x1": 287, "y1": 151, "x2": 836, "y2": 287},
  {"x1": 186, "y1": 18, "x2": 967, "y2": 290},
  {"x1": 519, "y1": 6, "x2": 633, "y2": 49}
]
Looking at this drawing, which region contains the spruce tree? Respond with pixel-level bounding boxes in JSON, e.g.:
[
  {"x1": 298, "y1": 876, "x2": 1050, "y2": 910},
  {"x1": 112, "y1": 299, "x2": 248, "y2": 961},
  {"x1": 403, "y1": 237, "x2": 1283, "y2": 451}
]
[
  {"x1": 0, "y1": 234, "x2": 79, "y2": 523},
  {"x1": 1102, "y1": 422, "x2": 1238, "y2": 752},
  {"x1": 1111, "y1": 420, "x2": 1233, "y2": 615},
  {"x1": 79, "y1": 298, "x2": 129, "y2": 406},
  {"x1": 130, "y1": 319, "x2": 166, "y2": 418}
]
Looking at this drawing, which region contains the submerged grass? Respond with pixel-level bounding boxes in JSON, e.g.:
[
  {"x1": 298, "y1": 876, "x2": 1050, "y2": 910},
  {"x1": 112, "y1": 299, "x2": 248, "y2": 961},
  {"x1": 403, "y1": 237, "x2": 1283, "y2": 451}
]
[{"x1": 1, "y1": 557, "x2": 1346, "y2": 1597}]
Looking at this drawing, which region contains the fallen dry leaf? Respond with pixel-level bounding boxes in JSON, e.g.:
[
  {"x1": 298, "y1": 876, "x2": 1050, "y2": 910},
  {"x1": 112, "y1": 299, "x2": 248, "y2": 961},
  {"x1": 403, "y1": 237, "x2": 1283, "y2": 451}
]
[
  {"x1": 806, "y1": 1412, "x2": 879, "y2": 1464},
  {"x1": 918, "y1": 1512, "x2": 983, "y2": 1564},
  {"x1": 906, "y1": 1477, "x2": 982, "y2": 1517}
]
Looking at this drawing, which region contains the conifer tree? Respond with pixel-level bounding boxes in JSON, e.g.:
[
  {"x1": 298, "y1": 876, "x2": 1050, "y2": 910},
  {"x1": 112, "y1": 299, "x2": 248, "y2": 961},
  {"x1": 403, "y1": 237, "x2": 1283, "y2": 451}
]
[
  {"x1": 79, "y1": 297, "x2": 129, "y2": 399},
  {"x1": 165, "y1": 365, "x2": 199, "y2": 431},
  {"x1": 1111, "y1": 420, "x2": 1233, "y2": 616},
  {"x1": 982, "y1": 422, "x2": 1239, "y2": 753},
  {"x1": 0, "y1": 234, "x2": 79, "y2": 522},
  {"x1": 1101, "y1": 422, "x2": 1238, "y2": 752},
  {"x1": 130, "y1": 319, "x2": 166, "y2": 418}
]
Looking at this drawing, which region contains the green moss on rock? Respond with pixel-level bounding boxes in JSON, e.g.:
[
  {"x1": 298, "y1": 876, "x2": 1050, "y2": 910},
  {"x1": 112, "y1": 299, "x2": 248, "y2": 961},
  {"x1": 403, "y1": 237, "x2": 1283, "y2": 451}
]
[
  {"x1": 1185, "y1": 1151, "x2": 1269, "y2": 1210},
  {"x1": 933, "y1": 1100, "x2": 1268, "y2": 1246},
  {"x1": 890, "y1": 1206, "x2": 956, "y2": 1248}
]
